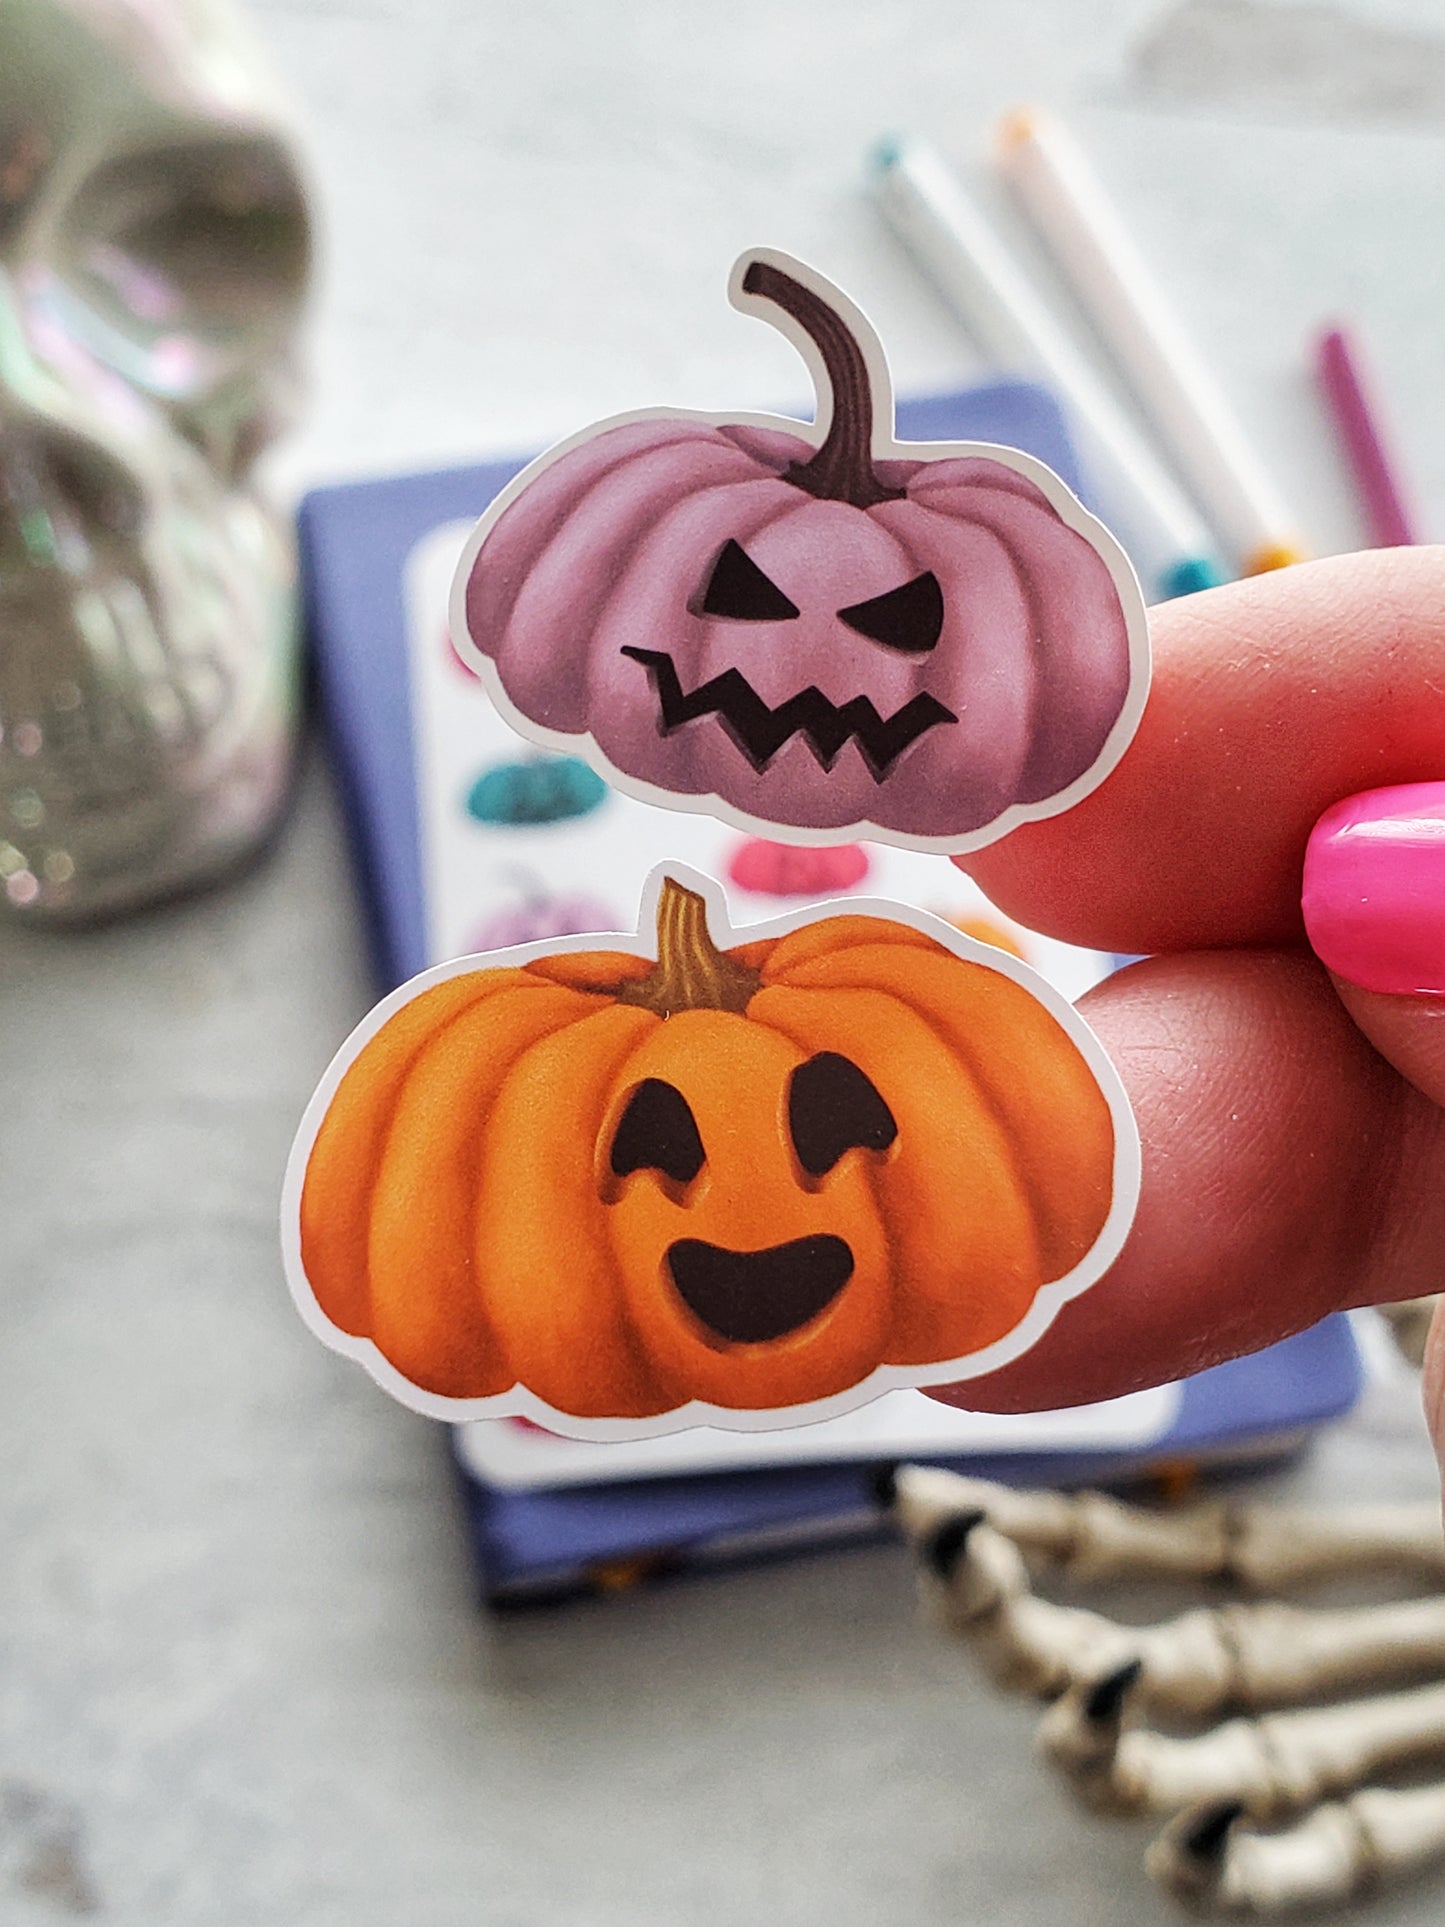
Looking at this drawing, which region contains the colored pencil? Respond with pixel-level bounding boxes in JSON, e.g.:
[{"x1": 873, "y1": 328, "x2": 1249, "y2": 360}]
[
  {"x1": 872, "y1": 135, "x2": 1225, "y2": 600},
  {"x1": 1315, "y1": 325, "x2": 1420, "y2": 548},
  {"x1": 996, "y1": 106, "x2": 1306, "y2": 575}
]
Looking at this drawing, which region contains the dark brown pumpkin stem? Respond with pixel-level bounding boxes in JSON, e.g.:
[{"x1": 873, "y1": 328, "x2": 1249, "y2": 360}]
[
  {"x1": 615, "y1": 878, "x2": 761, "y2": 1017},
  {"x1": 741, "y1": 257, "x2": 904, "y2": 510}
]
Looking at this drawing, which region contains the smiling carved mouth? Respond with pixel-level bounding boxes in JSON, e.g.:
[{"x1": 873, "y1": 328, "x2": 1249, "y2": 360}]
[
  {"x1": 620, "y1": 647, "x2": 956, "y2": 779},
  {"x1": 666, "y1": 1235, "x2": 855, "y2": 1344}
]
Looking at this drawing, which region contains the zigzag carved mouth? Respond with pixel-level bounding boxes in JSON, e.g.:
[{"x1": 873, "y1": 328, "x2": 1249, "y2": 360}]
[{"x1": 619, "y1": 647, "x2": 956, "y2": 780}]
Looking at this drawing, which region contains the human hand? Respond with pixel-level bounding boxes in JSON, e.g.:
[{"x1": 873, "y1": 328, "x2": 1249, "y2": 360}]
[{"x1": 938, "y1": 547, "x2": 1445, "y2": 1458}]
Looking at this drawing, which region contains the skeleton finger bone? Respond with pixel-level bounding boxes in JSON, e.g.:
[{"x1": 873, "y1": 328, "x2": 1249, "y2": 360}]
[
  {"x1": 928, "y1": 1503, "x2": 1445, "y2": 1718},
  {"x1": 919, "y1": 1513, "x2": 1140, "y2": 1695},
  {"x1": 920, "y1": 1509, "x2": 1445, "y2": 1717},
  {"x1": 893, "y1": 1465, "x2": 1445, "y2": 1588},
  {"x1": 1040, "y1": 1674, "x2": 1445, "y2": 1821},
  {"x1": 1148, "y1": 1784, "x2": 1445, "y2": 1915}
]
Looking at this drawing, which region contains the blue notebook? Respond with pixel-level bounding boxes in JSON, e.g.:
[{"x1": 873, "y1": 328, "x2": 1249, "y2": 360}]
[
  {"x1": 454, "y1": 1317, "x2": 1360, "y2": 1603},
  {"x1": 297, "y1": 379, "x2": 1363, "y2": 1604}
]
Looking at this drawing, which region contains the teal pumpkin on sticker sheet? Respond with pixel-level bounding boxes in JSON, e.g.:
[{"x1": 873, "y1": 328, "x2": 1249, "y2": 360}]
[{"x1": 465, "y1": 754, "x2": 609, "y2": 827}]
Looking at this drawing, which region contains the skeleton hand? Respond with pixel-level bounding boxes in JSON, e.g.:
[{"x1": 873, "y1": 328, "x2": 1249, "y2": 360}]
[
  {"x1": 894, "y1": 1466, "x2": 1445, "y2": 1912},
  {"x1": 894, "y1": 1468, "x2": 1445, "y2": 1732}
]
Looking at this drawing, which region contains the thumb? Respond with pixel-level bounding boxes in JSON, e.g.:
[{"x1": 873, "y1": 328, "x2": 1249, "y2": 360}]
[
  {"x1": 1302, "y1": 782, "x2": 1445, "y2": 1107},
  {"x1": 1306, "y1": 782, "x2": 1445, "y2": 1480}
]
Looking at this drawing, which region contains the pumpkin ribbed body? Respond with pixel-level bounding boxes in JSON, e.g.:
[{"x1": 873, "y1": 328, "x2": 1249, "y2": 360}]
[{"x1": 298, "y1": 897, "x2": 1117, "y2": 1422}]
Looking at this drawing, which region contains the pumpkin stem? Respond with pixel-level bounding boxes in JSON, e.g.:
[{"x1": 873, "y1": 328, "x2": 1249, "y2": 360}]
[
  {"x1": 741, "y1": 256, "x2": 904, "y2": 511},
  {"x1": 615, "y1": 878, "x2": 761, "y2": 1017}
]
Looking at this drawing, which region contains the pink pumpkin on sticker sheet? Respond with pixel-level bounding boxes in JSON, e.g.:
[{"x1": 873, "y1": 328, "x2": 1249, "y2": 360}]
[
  {"x1": 727, "y1": 839, "x2": 871, "y2": 898},
  {"x1": 454, "y1": 248, "x2": 1148, "y2": 852}
]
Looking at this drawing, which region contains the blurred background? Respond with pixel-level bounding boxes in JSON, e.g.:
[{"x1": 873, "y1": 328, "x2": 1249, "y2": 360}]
[
  {"x1": 2, "y1": 0, "x2": 1444, "y2": 1922},
  {"x1": 270, "y1": 0, "x2": 1445, "y2": 534}
]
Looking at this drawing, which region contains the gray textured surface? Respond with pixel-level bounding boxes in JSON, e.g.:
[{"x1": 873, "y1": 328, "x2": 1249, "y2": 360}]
[
  {"x1": 4, "y1": 0, "x2": 1445, "y2": 1920},
  {"x1": 1126, "y1": 0, "x2": 1445, "y2": 122}
]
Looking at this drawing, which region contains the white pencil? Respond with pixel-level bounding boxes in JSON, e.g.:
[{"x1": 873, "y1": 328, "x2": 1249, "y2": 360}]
[
  {"x1": 871, "y1": 136, "x2": 1225, "y2": 600},
  {"x1": 996, "y1": 107, "x2": 1306, "y2": 575}
]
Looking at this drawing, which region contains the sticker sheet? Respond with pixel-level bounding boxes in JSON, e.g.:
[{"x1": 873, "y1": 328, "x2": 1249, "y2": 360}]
[{"x1": 456, "y1": 1377, "x2": 1180, "y2": 1492}]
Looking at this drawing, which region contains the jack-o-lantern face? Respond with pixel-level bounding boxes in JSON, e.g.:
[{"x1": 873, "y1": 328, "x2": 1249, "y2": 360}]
[
  {"x1": 594, "y1": 1019, "x2": 901, "y2": 1412},
  {"x1": 450, "y1": 250, "x2": 1149, "y2": 853},
  {"x1": 286, "y1": 870, "x2": 1136, "y2": 1434}
]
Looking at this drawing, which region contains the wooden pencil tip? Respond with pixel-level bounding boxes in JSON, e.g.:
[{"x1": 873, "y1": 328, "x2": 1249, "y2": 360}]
[
  {"x1": 996, "y1": 106, "x2": 1038, "y2": 152},
  {"x1": 1244, "y1": 541, "x2": 1310, "y2": 575}
]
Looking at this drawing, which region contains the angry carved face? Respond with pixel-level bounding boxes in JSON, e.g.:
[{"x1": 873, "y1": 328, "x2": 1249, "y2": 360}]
[{"x1": 620, "y1": 533, "x2": 954, "y2": 781}]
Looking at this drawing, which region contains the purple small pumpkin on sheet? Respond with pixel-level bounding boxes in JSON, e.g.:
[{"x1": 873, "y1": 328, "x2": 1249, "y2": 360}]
[
  {"x1": 468, "y1": 884, "x2": 620, "y2": 954},
  {"x1": 451, "y1": 249, "x2": 1149, "y2": 854}
]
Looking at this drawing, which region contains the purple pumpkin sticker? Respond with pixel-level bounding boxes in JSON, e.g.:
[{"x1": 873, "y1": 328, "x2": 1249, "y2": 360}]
[
  {"x1": 727, "y1": 839, "x2": 871, "y2": 898},
  {"x1": 450, "y1": 249, "x2": 1149, "y2": 854},
  {"x1": 468, "y1": 887, "x2": 620, "y2": 954}
]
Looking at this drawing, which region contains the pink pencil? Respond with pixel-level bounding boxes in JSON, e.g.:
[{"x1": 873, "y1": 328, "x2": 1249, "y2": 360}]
[{"x1": 1314, "y1": 325, "x2": 1420, "y2": 548}]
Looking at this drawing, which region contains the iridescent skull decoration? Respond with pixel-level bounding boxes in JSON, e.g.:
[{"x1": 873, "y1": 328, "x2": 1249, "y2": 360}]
[{"x1": 0, "y1": 0, "x2": 311, "y2": 918}]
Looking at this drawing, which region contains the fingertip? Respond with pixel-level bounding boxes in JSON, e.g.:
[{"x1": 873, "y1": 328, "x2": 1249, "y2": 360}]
[
  {"x1": 1301, "y1": 780, "x2": 1445, "y2": 1106},
  {"x1": 1303, "y1": 782, "x2": 1445, "y2": 991},
  {"x1": 1327, "y1": 979, "x2": 1445, "y2": 1110}
]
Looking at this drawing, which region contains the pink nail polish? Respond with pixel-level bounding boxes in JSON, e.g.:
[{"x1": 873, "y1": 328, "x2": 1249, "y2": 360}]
[{"x1": 1302, "y1": 782, "x2": 1445, "y2": 996}]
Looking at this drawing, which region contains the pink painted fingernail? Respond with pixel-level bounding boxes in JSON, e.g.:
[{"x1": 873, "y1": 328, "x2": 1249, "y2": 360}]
[{"x1": 1302, "y1": 782, "x2": 1445, "y2": 996}]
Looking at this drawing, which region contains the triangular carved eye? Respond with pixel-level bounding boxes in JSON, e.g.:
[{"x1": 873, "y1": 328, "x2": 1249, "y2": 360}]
[
  {"x1": 837, "y1": 571, "x2": 944, "y2": 653},
  {"x1": 788, "y1": 1053, "x2": 897, "y2": 1178},
  {"x1": 698, "y1": 539, "x2": 801, "y2": 622},
  {"x1": 610, "y1": 1079, "x2": 705, "y2": 1185}
]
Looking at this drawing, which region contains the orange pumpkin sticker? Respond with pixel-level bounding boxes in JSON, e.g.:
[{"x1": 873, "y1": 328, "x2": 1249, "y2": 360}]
[{"x1": 282, "y1": 867, "x2": 1139, "y2": 1436}]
